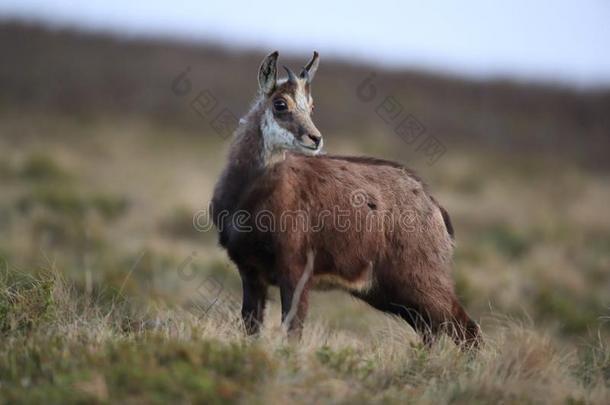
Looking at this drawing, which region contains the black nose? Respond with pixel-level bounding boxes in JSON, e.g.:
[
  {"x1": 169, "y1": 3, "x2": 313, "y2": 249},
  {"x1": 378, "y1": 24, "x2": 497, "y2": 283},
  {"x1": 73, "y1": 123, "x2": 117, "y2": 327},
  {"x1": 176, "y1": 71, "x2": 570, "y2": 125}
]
[{"x1": 308, "y1": 133, "x2": 322, "y2": 147}]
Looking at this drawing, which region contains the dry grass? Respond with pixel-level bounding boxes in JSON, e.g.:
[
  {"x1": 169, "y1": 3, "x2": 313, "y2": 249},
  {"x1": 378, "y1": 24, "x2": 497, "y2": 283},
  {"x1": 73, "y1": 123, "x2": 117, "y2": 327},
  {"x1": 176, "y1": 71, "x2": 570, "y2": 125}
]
[
  {"x1": 0, "y1": 270, "x2": 608, "y2": 404},
  {"x1": 0, "y1": 37, "x2": 609, "y2": 401}
]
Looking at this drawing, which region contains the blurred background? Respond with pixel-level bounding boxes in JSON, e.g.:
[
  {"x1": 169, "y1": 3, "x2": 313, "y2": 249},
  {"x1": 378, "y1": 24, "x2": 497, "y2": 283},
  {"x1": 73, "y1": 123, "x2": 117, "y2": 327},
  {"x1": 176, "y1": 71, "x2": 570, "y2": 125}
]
[{"x1": 0, "y1": 0, "x2": 609, "y2": 344}]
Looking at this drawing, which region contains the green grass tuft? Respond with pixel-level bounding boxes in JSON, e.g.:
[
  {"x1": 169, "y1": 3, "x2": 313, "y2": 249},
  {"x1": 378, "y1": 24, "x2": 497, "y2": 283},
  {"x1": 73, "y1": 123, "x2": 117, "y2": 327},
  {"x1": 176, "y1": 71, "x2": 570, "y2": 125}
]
[{"x1": 19, "y1": 154, "x2": 69, "y2": 182}]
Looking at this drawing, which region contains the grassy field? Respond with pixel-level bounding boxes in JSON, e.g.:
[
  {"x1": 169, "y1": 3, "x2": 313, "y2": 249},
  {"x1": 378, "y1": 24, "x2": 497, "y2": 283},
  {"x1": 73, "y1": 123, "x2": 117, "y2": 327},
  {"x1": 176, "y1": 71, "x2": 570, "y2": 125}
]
[
  {"x1": 0, "y1": 108, "x2": 609, "y2": 404},
  {"x1": 1, "y1": 22, "x2": 609, "y2": 404}
]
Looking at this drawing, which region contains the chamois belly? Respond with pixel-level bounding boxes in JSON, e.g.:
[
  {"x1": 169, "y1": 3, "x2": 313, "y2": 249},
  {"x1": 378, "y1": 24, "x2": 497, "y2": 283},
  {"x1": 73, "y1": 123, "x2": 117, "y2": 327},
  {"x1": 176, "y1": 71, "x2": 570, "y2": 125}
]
[{"x1": 312, "y1": 261, "x2": 375, "y2": 293}]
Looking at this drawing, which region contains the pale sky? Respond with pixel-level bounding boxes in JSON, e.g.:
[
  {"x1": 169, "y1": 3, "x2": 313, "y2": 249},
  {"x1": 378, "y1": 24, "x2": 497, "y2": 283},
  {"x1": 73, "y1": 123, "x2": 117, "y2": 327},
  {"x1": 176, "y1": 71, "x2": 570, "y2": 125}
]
[{"x1": 1, "y1": 0, "x2": 609, "y2": 86}]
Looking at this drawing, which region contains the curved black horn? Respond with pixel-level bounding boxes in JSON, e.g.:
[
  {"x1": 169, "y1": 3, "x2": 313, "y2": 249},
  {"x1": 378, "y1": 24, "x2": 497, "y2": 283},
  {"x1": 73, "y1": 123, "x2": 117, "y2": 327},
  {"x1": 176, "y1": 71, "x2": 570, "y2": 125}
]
[
  {"x1": 302, "y1": 51, "x2": 320, "y2": 82},
  {"x1": 300, "y1": 67, "x2": 310, "y2": 83},
  {"x1": 283, "y1": 66, "x2": 298, "y2": 84}
]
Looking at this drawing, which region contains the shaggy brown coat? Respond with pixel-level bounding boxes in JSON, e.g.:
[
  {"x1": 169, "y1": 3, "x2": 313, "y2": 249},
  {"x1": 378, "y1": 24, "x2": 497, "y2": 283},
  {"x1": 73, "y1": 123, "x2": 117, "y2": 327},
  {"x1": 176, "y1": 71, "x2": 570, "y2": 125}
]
[{"x1": 212, "y1": 53, "x2": 481, "y2": 349}]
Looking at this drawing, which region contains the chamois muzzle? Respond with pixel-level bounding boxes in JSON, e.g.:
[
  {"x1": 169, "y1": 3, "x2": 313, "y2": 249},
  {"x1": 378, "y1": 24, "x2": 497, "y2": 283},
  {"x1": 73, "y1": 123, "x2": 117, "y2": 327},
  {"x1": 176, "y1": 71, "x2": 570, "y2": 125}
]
[{"x1": 298, "y1": 131, "x2": 323, "y2": 151}]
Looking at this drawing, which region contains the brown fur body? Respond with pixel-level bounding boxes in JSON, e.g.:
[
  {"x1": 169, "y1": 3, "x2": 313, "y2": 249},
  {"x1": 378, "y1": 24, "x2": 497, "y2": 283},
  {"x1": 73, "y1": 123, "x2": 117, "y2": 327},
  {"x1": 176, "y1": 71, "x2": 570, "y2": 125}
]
[
  {"x1": 212, "y1": 125, "x2": 481, "y2": 349},
  {"x1": 211, "y1": 51, "x2": 481, "y2": 349}
]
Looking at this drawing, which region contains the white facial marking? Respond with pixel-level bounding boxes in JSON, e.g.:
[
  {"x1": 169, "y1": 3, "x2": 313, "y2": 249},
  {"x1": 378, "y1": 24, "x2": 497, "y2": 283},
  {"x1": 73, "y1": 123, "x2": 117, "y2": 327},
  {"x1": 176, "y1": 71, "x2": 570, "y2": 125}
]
[
  {"x1": 261, "y1": 108, "x2": 295, "y2": 159},
  {"x1": 294, "y1": 81, "x2": 310, "y2": 112},
  {"x1": 259, "y1": 79, "x2": 321, "y2": 162}
]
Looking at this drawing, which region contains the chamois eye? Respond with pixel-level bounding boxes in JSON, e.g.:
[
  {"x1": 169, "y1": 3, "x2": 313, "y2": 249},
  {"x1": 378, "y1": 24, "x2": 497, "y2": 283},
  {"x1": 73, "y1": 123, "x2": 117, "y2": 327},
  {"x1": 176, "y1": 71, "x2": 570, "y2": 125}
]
[{"x1": 273, "y1": 99, "x2": 288, "y2": 112}]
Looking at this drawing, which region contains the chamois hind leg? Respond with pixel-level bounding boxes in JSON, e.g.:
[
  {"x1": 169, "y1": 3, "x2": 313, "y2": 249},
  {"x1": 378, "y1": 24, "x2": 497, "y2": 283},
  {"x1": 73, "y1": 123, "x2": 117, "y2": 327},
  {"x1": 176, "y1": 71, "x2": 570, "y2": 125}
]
[
  {"x1": 357, "y1": 278, "x2": 482, "y2": 350},
  {"x1": 396, "y1": 267, "x2": 483, "y2": 350},
  {"x1": 239, "y1": 269, "x2": 268, "y2": 336},
  {"x1": 384, "y1": 296, "x2": 438, "y2": 348},
  {"x1": 352, "y1": 288, "x2": 436, "y2": 346},
  {"x1": 444, "y1": 296, "x2": 483, "y2": 350},
  {"x1": 399, "y1": 288, "x2": 483, "y2": 351},
  {"x1": 277, "y1": 250, "x2": 315, "y2": 340}
]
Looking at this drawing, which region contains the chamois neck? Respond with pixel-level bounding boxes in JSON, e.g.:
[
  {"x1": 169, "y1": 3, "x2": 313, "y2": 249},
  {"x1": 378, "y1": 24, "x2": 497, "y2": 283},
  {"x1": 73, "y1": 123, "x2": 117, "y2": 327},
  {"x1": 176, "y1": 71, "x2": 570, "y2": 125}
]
[
  {"x1": 228, "y1": 103, "x2": 266, "y2": 172},
  {"x1": 214, "y1": 102, "x2": 271, "y2": 216}
]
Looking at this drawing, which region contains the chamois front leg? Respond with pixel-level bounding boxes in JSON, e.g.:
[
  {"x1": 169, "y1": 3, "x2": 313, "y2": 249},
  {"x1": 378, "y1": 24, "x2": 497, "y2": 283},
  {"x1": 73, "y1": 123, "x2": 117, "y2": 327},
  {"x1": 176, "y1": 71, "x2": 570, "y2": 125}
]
[
  {"x1": 240, "y1": 271, "x2": 267, "y2": 336},
  {"x1": 279, "y1": 251, "x2": 315, "y2": 340}
]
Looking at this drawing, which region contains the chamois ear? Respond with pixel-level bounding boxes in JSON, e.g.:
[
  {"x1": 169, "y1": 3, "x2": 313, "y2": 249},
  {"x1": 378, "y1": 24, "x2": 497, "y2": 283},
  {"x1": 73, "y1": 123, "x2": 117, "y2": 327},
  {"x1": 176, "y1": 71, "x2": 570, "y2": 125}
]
[
  {"x1": 300, "y1": 51, "x2": 320, "y2": 83},
  {"x1": 258, "y1": 51, "x2": 279, "y2": 95}
]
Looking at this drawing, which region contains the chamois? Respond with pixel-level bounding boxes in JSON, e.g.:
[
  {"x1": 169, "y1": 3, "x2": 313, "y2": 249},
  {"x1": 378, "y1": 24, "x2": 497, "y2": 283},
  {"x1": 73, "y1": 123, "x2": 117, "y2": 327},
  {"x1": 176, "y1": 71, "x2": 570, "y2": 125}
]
[{"x1": 211, "y1": 51, "x2": 482, "y2": 349}]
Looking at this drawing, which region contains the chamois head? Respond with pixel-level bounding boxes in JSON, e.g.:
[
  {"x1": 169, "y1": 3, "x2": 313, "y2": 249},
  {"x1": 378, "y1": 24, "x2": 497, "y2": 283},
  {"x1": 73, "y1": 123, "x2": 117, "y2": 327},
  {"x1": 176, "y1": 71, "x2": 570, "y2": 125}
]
[{"x1": 257, "y1": 51, "x2": 323, "y2": 156}]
